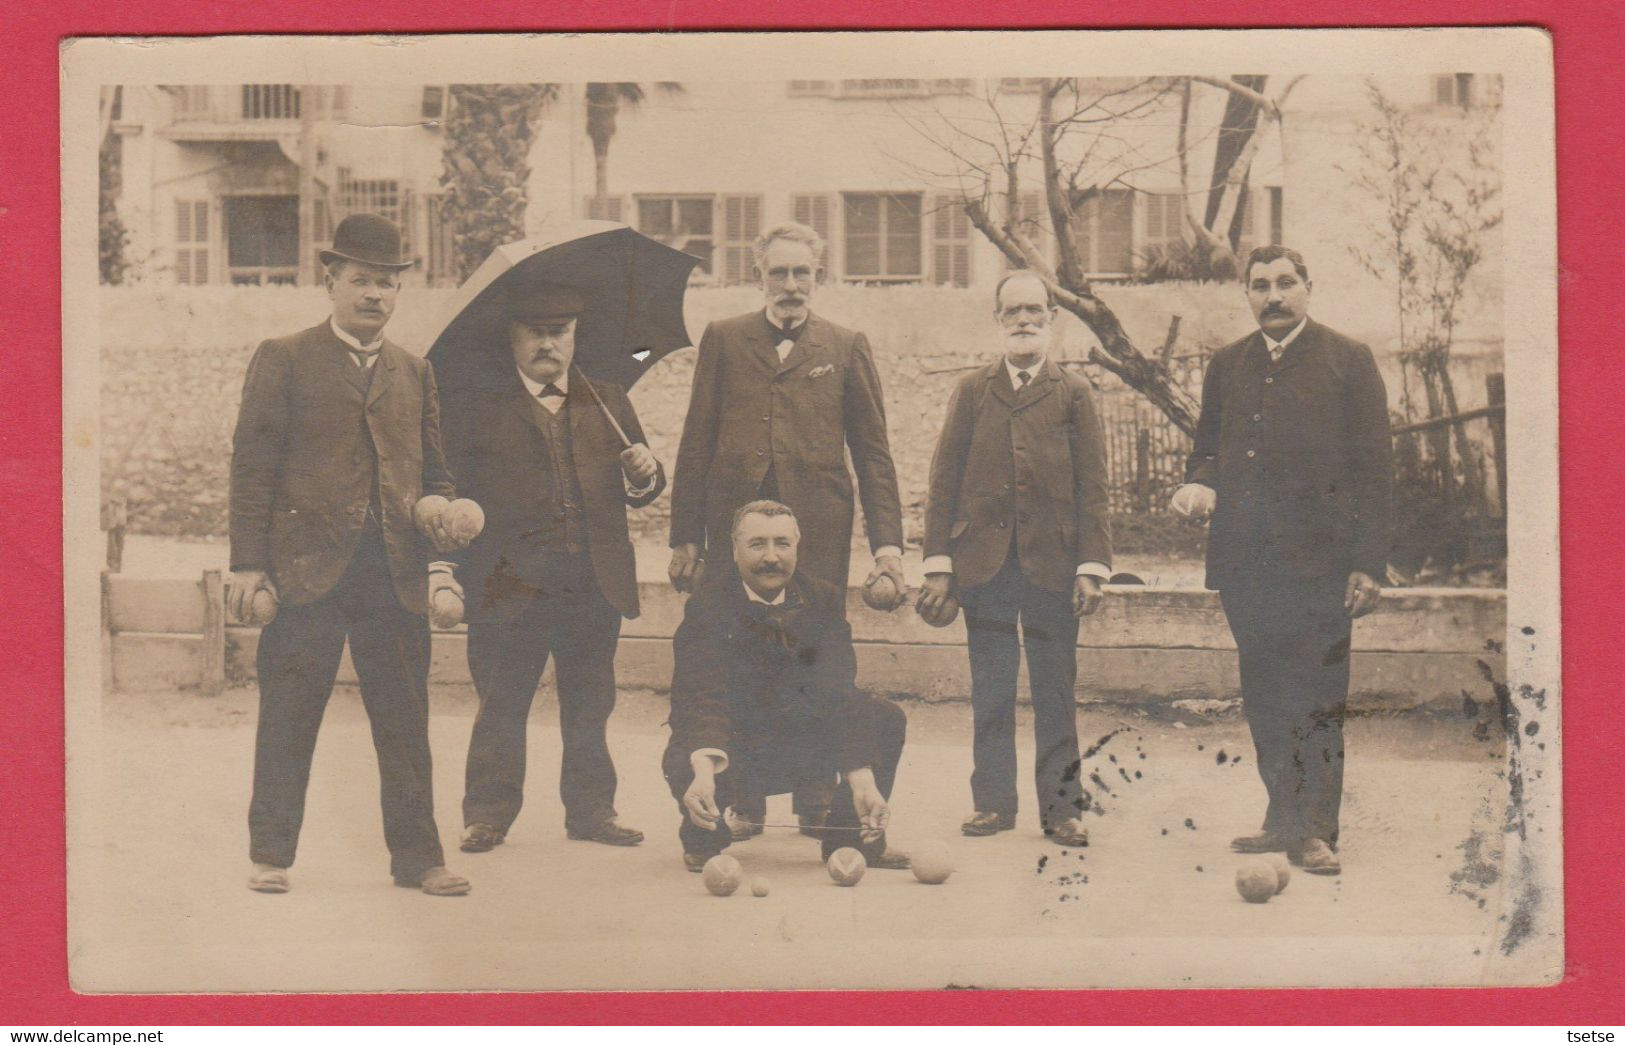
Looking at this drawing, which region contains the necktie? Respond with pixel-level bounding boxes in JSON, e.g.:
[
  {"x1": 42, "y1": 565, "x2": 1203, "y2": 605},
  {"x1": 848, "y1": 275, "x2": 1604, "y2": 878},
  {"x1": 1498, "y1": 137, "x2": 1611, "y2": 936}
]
[
  {"x1": 350, "y1": 347, "x2": 379, "y2": 369},
  {"x1": 1017, "y1": 369, "x2": 1032, "y2": 389},
  {"x1": 775, "y1": 325, "x2": 799, "y2": 362}
]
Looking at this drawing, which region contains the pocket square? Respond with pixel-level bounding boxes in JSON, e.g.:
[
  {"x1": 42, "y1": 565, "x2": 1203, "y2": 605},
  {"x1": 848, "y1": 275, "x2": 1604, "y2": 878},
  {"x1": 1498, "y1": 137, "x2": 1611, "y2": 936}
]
[{"x1": 807, "y1": 364, "x2": 835, "y2": 378}]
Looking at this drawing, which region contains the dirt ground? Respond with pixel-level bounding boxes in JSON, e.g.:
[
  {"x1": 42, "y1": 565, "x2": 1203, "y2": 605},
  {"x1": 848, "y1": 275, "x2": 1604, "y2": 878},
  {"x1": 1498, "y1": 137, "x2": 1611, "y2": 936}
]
[{"x1": 69, "y1": 681, "x2": 1520, "y2": 993}]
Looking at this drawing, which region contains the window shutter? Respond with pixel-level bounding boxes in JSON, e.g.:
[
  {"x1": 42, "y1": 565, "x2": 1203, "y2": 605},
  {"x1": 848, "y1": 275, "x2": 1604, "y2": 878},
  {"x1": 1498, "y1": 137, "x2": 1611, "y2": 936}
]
[
  {"x1": 791, "y1": 193, "x2": 834, "y2": 273},
  {"x1": 721, "y1": 194, "x2": 762, "y2": 284},
  {"x1": 176, "y1": 199, "x2": 192, "y2": 244},
  {"x1": 583, "y1": 195, "x2": 625, "y2": 222},
  {"x1": 930, "y1": 193, "x2": 971, "y2": 287}
]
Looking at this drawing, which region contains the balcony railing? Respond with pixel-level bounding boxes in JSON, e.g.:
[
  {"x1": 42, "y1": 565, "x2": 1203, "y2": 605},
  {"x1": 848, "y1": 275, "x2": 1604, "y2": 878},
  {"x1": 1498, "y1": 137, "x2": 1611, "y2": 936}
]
[{"x1": 168, "y1": 85, "x2": 303, "y2": 125}]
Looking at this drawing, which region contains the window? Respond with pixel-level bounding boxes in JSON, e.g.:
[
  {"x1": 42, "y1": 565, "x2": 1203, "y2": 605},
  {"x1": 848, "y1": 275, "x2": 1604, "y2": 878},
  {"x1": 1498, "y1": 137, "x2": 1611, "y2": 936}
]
[
  {"x1": 1433, "y1": 73, "x2": 1474, "y2": 109},
  {"x1": 174, "y1": 199, "x2": 210, "y2": 285},
  {"x1": 1004, "y1": 189, "x2": 1050, "y2": 271},
  {"x1": 1267, "y1": 186, "x2": 1284, "y2": 249},
  {"x1": 1141, "y1": 193, "x2": 1186, "y2": 261},
  {"x1": 584, "y1": 196, "x2": 625, "y2": 221},
  {"x1": 843, "y1": 192, "x2": 923, "y2": 280},
  {"x1": 719, "y1": 194, "x2": 763, "y2": 285},
  {"x1": 637, "y1": 195, "x2": 715, "y2": 275},
  {"x1": 240, "y1": 84, "x2": 301, "y2": 120},
  {"x1": 930, "y1": 195, "x2": 972, "y2": 288},
  {"x1": 787, "y1": 80, "x2": 835, "y2": 97},
  {"x1": 791, "y1": 193, "x2": 835, "y2": 273},
  {"x1": 425, "y1": 194, "x2": 458, "y2": 287},
  {"x1": 422, "y1": 86, "x2": 446, "y2": 121},
  {"x1": 170, "y1": 86, "x2": 213, "y2": 120},
  {"x1": 225, "y1": 196, "x2": 299, "y2": 285},
  {"x1": 1073, "y1": 188, "x2": 1134, "y2": 276}
]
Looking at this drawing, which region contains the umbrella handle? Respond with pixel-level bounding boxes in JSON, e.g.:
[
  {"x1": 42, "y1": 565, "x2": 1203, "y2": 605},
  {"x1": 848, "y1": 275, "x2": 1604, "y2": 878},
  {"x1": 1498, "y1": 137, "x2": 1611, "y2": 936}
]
[{"x1": 573, "y1": 365, "x2": 633, "y2": 449}]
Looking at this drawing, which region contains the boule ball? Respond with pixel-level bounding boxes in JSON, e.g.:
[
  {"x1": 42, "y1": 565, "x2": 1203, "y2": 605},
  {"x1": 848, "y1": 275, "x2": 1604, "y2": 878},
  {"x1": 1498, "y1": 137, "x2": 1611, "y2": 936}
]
[
  {"x1": 750, "y1": 876, "x2": 771, "y2": 898},
  {"x1": 702, "y1": 855, "x2": 743, "y2": 897},
  {"x1": 445, "y1": 498, "x2": 486, "y2": 543},
  {"x1": 827, "y1": 847, "x2": 867, "y2": 887},
  {"x1": 429, "y1": 587, "x2": 465, "y2": 630},
  {"x1": 246, "y1": 587, "x2": 279, "y2": 627},
  {"x1": 862, "y1": 573, "x2": 901, "y2": 612},
  {"x1": 922, "y1": 592, "x2": 961, "y2": 628},
  {"x1": 910, "y1": 842, "x2": 954, "y2": 885},
  {"x1": 412, "y1": 494, "x2": 451, "y2": 532},
  {"x1": 1235, "y1": 861, "x2": 1278, "y2": 904},
  {"x1": 1263, "y1": 852, "x2": 1291, "y2": 894}
]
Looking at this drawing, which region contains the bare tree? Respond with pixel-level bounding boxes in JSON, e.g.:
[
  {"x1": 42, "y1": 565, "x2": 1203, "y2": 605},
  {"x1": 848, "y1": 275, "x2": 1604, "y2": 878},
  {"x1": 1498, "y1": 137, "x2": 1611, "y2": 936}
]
[
  {"x1": 1344, "y1": 80, "x2": 1502, "y2": 507},
  {"x1": 900, "y1": 76, "x2": 1302, "y2": 436}
]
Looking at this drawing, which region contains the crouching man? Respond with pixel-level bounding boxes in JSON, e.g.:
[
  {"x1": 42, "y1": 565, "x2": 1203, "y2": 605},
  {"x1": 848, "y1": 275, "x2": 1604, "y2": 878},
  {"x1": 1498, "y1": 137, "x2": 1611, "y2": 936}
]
[{"x1": 661, "y1": 500, "x2": 910, "y2": 872}]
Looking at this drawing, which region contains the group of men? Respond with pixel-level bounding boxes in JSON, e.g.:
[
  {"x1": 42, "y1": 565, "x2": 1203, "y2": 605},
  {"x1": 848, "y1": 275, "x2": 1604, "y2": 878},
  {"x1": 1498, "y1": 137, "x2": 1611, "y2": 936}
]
[{"x1": 227, "y1": 211, "x2": 1392, "y2": 896}]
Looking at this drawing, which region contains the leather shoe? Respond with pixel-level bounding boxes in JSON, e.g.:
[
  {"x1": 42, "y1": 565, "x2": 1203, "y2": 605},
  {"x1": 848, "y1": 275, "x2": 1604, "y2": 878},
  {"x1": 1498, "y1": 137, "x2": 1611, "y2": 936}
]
[
  {"x1": 726, "y1": 809, "x2": 763, "y2": 841},
  {"x1": 1230, "y1": 830, "x2": 1291, "y2": 854},
  {"x1": 869, "y1": 848, "x2": 911, "y2": 870},
  {"x1": 247, "y1": 863, "x2": 289, "y2": 893},
  {"x1": 683, "y1": 851, "x2": 710, "y2": 873},
  {"x1": 961, "y1": 811, "x2": 1016, "y2": 836},
  {"x1": 566, "y1": 819, "x2": 644, "y2": 847},
  {"x1": 459, "y1": 823, "x2": 506, "y2": 853},
  {"x1": 394, "y1": 865, "x2": 471, "y2": 896},
  {"x1": 1045, "y1": 818, "x2": 1090, "y2": 848},
  {"x1": 1295, "y1": 837, "x2": 1341, "y2": 875}
]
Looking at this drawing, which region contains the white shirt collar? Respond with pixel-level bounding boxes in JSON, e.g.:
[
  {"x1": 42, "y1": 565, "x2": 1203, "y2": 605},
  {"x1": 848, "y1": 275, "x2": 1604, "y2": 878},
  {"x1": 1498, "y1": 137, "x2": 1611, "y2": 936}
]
[
  {"x1": 1262, "y1": 318, "x2": 1309, "y2": 356},
  {"x1": 743, "y1": 581, "x2": 787, "y2": 606},
  {"x1": 1004, "y1": 355, "x2": 1045, "y2": 390},
  {"x1": 516, "y1": 367, "x2": 569, "y2": 399},
  {"x1": 330, "y1": 317, "x2": 383, "y2": 353}
]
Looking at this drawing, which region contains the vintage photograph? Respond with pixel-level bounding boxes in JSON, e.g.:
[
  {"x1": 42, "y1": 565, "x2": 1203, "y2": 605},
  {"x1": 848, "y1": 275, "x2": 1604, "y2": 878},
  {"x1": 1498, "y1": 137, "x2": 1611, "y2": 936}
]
[{"x1": 60, "y1": 29, "x2": 1559, "y2": 992}]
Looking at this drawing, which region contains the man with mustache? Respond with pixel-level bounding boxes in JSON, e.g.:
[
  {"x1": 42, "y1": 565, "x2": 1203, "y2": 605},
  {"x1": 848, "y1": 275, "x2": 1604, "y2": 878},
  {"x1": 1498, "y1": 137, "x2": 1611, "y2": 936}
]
[
  {"x1": 661, "y1": 500, "x2": 909, "y2": 873},
  {"x1": 228, "y1": 213, "x2": 470, "y2": 896},
  {"x1": 668, "y1": 221, "x2": 905, "y2": 838},
  {"x1": 1171, "y1": 245, "x2": 1393, "y2": 876},
  {"x1": 917, "y1": 270, "x2": 1111, "y2": 848},
  {"x1": 441, "y1": 279, "x2": 664, "y2": 855}
]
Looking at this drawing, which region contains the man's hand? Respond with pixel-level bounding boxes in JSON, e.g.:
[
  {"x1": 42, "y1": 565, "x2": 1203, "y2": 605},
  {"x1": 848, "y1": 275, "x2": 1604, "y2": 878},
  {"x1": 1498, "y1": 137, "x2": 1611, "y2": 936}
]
[
  {"x1": 847, "y1": 767, "x2": 890, "y2": 845},
  {"x1": 916, "y1": 572, "x2": 959, "y2": 628},
  {"x1": 1345, "y1": 571, "x2": 1382, "y2": 619},
  {"x1": 226, "y1": 569, "x2": 274, "y2": 624},
  {"x1": 620, "y1": 443, "x2": 659, "y2": 487},
  {"x1": 668, "y1": 542, "x2": 706, "y2": 593},
  {"x1": 861, "y1": 553, "x2": 908, "y2": 611},
  {"x1": 1170, "y1": 483, "x2": 1217, "y2": 521},
  {"x1": 683, "y1": 763, "x2": 722, "y2": 831},
  {"x1": 1073, "y1": 574, "x2": 1103, "y2": 618}
]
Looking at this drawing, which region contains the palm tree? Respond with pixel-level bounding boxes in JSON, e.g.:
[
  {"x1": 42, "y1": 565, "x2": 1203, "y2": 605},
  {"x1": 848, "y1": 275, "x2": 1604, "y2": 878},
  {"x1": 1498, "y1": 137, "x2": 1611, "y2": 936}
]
[{"x1": 584, "y1": 83, "x2": 682, "y2": 218}]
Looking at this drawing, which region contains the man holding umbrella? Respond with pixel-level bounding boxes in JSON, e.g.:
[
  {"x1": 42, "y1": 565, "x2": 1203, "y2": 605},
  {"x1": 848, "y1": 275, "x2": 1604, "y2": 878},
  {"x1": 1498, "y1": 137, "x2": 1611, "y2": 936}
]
[
  {"x1": 667, "y1": 221, "x2": 906, "y2": 838},
  {"x1": 439, "y1": 272, "x2": 666, "y2": 854}
]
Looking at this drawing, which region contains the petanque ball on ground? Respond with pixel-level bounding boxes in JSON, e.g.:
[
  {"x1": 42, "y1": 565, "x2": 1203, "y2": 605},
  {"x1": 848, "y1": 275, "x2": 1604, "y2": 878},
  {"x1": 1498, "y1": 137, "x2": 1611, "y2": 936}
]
[
  {"x1": 446, "y1": 498, "x2": 486, "y2": 542},
  {"x1": 1235, "y1": 861, "x2": 1278, "y2": 903},
  {"x1": 750, "y1": 876, "x2": 771, "y2": 898},
  {"x1": 246, "y1": 587, "x2": 279, "y2": 627},
  {"x1": 429, "y1": 588, "x2": 465, "y2": 630},
  {"x1": 827, "y1": 847, "x2": 867, "y2": 887},
  {"x1": 910, "y1": 842, "x2": 954, "y2": 885},
  {"x1": 412, "y1": 494, "x2": 450, "y2": 531},
  {"x1": 862, "y1": 575, "x2": 900, "y2": 611},
  {"x1": 1263, "y1": 852, "x2": 1291, "y2": 894},
  {"x1": 702, "y1": 855, "x2": 743, "y2": 897}
]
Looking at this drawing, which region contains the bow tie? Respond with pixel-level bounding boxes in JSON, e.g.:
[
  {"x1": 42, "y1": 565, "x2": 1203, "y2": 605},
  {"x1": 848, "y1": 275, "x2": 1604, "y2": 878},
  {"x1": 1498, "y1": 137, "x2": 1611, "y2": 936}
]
[{"x1": 537, "y1": 384, "x2": 565, "y2": 399}]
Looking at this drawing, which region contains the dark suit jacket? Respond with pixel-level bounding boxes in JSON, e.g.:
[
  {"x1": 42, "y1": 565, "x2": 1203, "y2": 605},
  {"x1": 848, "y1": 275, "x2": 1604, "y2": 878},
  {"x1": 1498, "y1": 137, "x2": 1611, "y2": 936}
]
[
  {"x1": 441, "y1": 366, "x2": 664, "y2": 622},
  {"x1": 924, "y1": 357, "x2": 1113, "y2": 592},
  {"x1": 665, "y1": 567, "x2": 879, "y2": 777},
  {"x1": 1185, "y1": 318, "x2": 1394, "y2": 589},
  {"x1": 670, "y1": 309, "x2": 902, "y2": 591},
  {"x1": 229, "y1": 321, "x2": 454, "y2": 614}
]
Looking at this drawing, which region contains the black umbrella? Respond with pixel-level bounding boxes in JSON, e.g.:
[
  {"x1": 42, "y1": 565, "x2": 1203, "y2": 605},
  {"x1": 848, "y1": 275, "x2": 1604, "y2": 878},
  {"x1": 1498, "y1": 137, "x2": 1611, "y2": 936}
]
[{"x1": 424, "y1": 221, "x2": 700, "y2": 401}]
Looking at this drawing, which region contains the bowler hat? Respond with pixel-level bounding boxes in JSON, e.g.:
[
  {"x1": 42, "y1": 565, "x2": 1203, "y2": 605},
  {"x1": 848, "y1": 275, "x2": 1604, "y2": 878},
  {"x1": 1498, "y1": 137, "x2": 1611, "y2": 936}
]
[
  {"x1": 319, "y1": 213, "x2": 414, "y2": 270},
  {"x1": 504, "y1": 280, "x2": 586, "y2": 322}
]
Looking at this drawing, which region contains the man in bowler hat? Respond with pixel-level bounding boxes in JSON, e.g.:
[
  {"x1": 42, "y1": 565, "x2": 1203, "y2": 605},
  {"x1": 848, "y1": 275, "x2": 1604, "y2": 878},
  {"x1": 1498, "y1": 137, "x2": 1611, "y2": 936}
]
[{"x1": 228, "y1": 213, "x2": 471, "y2": 896}]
